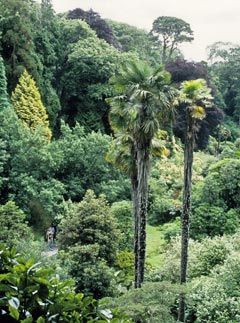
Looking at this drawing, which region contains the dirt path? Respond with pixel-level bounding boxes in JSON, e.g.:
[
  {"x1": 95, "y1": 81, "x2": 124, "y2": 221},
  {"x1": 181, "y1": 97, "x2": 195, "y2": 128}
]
[{"x1": 41, "y1": 246, "x2": 58, "y2": 257}]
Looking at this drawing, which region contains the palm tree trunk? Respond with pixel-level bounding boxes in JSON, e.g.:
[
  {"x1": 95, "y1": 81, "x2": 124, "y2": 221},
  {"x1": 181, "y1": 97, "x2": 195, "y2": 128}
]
[
  {"x1": 131, "y1": 148, "x2": 139, "y2": 288},
  {"x1": 178, "y1": 110, "x2": 194, "y2": 322},
  {"x1": 135, "y1": 140, "x2": 150, "y2": 288}
]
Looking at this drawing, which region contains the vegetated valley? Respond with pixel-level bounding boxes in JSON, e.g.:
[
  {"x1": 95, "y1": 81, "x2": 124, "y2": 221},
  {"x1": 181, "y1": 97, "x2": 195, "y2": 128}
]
[{"x1": 0, "y1": 1, "x2": 240, "y2": 322}]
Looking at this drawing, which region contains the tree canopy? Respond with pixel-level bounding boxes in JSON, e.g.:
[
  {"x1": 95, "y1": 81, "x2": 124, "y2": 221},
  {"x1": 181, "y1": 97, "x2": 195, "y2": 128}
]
[{"x1": 151, "y1": 16, "x2": 193, "y2": 63}]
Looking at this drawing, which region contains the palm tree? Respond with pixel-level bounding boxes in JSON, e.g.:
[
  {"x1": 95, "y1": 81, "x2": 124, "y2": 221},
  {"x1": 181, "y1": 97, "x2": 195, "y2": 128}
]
[
  {"x1": 106, "y1": 129, "x2": 169, "y2": 287},
  {"x1": 177, "y1": 79, "x2": 212, "y2": 322},
  {"x1": 108, "y1": 60, "x2": 174, "y2": 288}
]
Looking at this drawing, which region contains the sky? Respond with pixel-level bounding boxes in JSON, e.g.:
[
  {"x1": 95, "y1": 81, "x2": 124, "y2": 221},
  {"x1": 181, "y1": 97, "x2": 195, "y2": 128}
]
[{"x1": 52, "y1": 0, "x2": 240, "y2": 61}]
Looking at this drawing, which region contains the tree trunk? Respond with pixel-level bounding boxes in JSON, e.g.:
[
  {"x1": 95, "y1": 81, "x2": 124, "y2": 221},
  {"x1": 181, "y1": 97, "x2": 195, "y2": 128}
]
[
  {"x1": 131, "y1": 147, "x2": 139, "y2": 288},
  {"x1": 135, "y1": 140, "x2": 150, "y2": 288},
  {"x1": 166, "y1": 117, "x2": 176, "y2": 157},
  {"x1": 178, "y1": 110, "x2": 194, "y2": 322},
  {"x1": 162, "y1": 39, "x2": 167, "y2": 65}
]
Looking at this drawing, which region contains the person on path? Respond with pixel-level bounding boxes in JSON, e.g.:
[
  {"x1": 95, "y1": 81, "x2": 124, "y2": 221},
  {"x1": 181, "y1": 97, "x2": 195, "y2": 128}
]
[{"x1": 46, "y1": 226, "x2": 55, "y2": 250}]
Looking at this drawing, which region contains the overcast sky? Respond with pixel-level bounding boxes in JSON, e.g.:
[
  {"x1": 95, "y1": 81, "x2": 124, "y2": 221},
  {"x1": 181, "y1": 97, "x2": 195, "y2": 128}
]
[{"x1": 52, "y1": 0, "x2": 240, "y2": 61}]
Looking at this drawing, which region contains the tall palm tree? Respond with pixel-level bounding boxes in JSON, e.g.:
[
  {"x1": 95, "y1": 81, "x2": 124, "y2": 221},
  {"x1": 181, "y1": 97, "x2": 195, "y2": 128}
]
[
  {"x1": 106, "y1": 129, "x2": 170, "y2": 287},
  {"x1": 177, "y1": 79, "x2": 212, "y2": 322},
  {"x1": 108, "y1": 60, "x2": 174, "y2": 288}
]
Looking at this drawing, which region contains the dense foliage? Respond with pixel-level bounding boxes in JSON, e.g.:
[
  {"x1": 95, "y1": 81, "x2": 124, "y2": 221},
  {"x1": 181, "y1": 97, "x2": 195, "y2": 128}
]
[
  {"x1": 0, "y1": 246, "x2": 130, "y2": 322},
  {"x1": 0, "y1": 0, "x2": 239, "y2": 322},
  {"x1": 0, "y1": 201, "x2": 31, "y2": 247},
  {"x1": 58, "y1": 190, "x2": 119, "y2": 298},
  {"x1": 12, "y1": 69, "x2": 52, "y2": 140}
]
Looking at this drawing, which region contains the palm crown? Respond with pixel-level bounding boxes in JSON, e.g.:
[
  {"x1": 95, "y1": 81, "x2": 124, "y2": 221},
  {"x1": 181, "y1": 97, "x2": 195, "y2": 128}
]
[
  {"x1": 108, "y1": 60, "x2": 175, "y2": 143},
  {"x1": 179, "y1": 78, "x2": 213, "y2": 120}
]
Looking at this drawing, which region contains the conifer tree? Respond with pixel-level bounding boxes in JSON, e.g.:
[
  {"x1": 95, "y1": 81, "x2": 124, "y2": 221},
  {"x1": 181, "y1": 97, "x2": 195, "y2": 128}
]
[
  {"x1": 0, "y1": 56, "x2": 10, "y2": 109},
  {"x1": 11, "y1": 70, "x2": 52, "y2": 140}
]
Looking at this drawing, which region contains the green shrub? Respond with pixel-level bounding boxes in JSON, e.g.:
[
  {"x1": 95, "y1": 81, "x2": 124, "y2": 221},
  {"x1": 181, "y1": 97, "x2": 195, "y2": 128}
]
[
  {"x1": 114, "y1": 251, "x2": 134, "y2": 290},
  {"x1": 190, "y1": 237, "x2": 230, "y2": 278},
  {"x1": 190, "y1": 204, "x2": 239, "y2": 239},
  {"x1": 0, "y1": 246, "x2": 129, "y2": 322},
  {"x1": 103, "y1": 282, "x2": 180, "y2": 323},
  {"x1": 148, "y1": 197, "x2": 181, "y2": 225},
  {"x1": 187, "y1": 253, "x2": 240, "y2": 323},
  {"x1": 58, "y1": 190, "x2": 119, "y2": 298},
  {"x1": 115, "y1": 251, "x2": 134, "y2": 275},
  {"x1": 220, "y1": 142, "x2": 236, "y2": 159},
  {"x1": 111, "y1": 200, "x2": 133, "y2": 251},
  {"x1": 206, "y1": 136, "x2": 218, "y2": 155},
  {"x1": 100, "y1": 178, "x2": 131, "y2": 204},
  {"x1": 235, "y1": 138, "x2": 240, "y2": 148},
  {"x1": 203, "y1": 158, "x2": 240, "y2": 209},
  {"x1": 155, "y1": 235, "x2": 235, "y2": 283},
  {"x1": 58, "y1": 190, "x2": 119, "y2": 265},
  {"x1": 15, "y1": 237, "x2": 45, "y2": 261},
  {"x1": 60, "y1": 244, "x2": 116, "y2": 299},
  {"x1": 160, "y1": 217, "x2": 181, "y2": 242},
  {"x1": 0, "y1": 201, "x2": 32, "y2": 247}
]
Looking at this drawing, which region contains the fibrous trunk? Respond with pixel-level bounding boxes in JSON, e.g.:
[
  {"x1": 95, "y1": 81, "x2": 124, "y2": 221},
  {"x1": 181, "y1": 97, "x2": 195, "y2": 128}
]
[
  {"x1": 131, "y1": 147, "x2": 139, "y2": 288},
  {"x1": 178, "y1": 110, "x2": 194, "y2": 322},
  {"x1": 135, "y1": 140, "x2": 150, "y2": 288}
]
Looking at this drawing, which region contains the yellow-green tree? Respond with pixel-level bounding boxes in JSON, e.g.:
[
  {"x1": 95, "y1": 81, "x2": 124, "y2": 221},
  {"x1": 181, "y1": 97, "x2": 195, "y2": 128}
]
[{"x1": 11, "y1": 70, "x2": 52, "y2": 140}]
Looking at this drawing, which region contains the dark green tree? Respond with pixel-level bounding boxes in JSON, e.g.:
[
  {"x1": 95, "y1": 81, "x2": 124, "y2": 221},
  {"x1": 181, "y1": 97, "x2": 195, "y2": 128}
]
[
  {"x1": 111, "y1": 200, "x2": 134, "y2": 251},
  {"x1": 67, "y1": 8, "x2": 120, "y2": 48},
  {"x1": 0, "y1": 201, "x2": 31, "y2": 247},
  {"x1": 34, "y1": 0, "x2": 61, "y2": 130},
  {"x1": 55, "y1": 121, "x2": 124, "y2": 202},
  {"x1": 208, "y1": 44, "x2": 240, "y2": 125},
  {"x1": 58, "y1": 27, "x2": 122, "y2": 132},
  {"x1": 0, "y1": 56, "x2": 10, "y2": 109},
  {"x1": 0, "y1": 0, "x2": 41, "y2": 91},
  {"x1": 151, "y1": 16, "x2": 193, "y2": 63},
  {"x1": 108, "y1": 20, "x2": 161, "y2": 65},
  {"x1": 58, "y1": 190, "x2": 119, "y2": 298}
]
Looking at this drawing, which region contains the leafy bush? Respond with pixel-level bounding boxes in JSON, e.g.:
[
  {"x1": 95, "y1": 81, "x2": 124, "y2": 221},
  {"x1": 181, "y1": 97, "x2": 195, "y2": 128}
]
[
  {"x1": 148, "y1": 197, "x2": 181, "y2": 225},
  {"x1": 115, "y1": 251, "x2": 134, "y2": 276},
  {"x1": 187, "y1": 253, "x2": 240, "y2": 323},
  {"x1": 148, "y1": 151, "x2": 206, "y2": 226},
  {"x1": 58, "y1": 190, "x2": 119, "y2": 264},
  {"x1": 59, "y1": 244, "x2": 116, "y2": 299},
  {"x1": 202, "y1": 158, "x2": 240, "y2": 209},
  {"x1": 0, "y1": 246, "x2": 129, "y2": 322},
  {"x1": 100, "y1": 178, "x2": 131, "y2": 204},
  {"x1": 160, "y1": 217, "x2": 181, "y2": 242},
  {"x1": 111, "y1": 200, "x2": 133, "y2": 251},
  {"x1": 0, "y1": 201, "x2": 32, "y2": 247},
  {"x1": 103, "y1": 282, "x2": 180, "y2": 323},
  {"x1": 148, "y1": 156, "x2": 183, "y2": 226},
  {"x1": 189, "y1": 237, "x2": 230, "y2": 278},
  {"x1": 15, "y1": 237, "x2": 45, "y2": 261},
  {"x1": 155, "y1": 235, "x2": 234, "y2": 283},
  {"x1": 235, "y1": 138, "x2": 240, "y2": 148},
  {"x1": 58, "y1": 190, "x2": 119, "y2": 298},
  {"x1": 114, "y1": 251, "x2": 134, "y2": 290},
  {"x1": 56, "y1": 123, "x2": 125, "y2": 202},
  {"x1": 190, "y1": 204, "x2": 239, "y2": 239}
]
